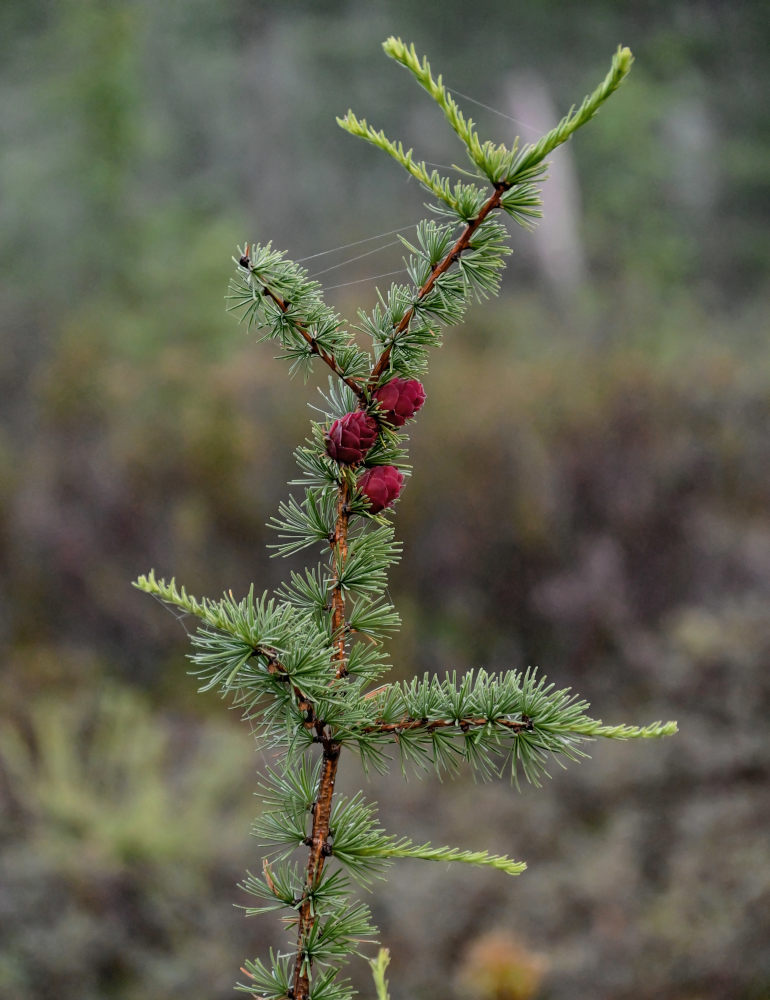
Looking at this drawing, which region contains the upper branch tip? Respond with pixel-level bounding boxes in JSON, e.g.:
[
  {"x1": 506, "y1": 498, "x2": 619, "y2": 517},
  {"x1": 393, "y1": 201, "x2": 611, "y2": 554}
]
[{"x1": 615, "y1": 45, "x2": 634, "y2": 72}]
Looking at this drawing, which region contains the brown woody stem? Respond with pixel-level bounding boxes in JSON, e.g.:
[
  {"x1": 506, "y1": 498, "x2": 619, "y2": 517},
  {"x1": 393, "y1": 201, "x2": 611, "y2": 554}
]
[
  {"x1": 257, "y1": 648, "x2": 319, "y2": 736},
  {"x1": 287, "y1": 185, "x2": 510, "y2": 1000},
  {"x1": 291, "y1": 479, "x2": 350, "y2": 1000},
  {"x1": 291, "y1": 744, "x2": 341, "y2": 1000},
  {"x1": 256, "y1": 279, "x2": 367, "y2": 401},
  {"x1": 367, "y1": 183, "x2": 508, "y2": 389},
  {"x1": 361, "y1": 714, "x2": 535, "y2": 735}
]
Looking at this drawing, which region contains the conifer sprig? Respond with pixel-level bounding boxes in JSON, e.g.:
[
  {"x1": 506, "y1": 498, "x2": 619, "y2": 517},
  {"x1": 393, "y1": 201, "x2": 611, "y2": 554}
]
[
  {"x1": 334, "y1": 111, "x2": 469, "y2": 213},
  {"x1": 504, "y1": 44, "x2": 634, "y2": 184},
  {"x1": 227, "y1": 243, "x2": 369, "y2": 396},
  {"x1": 378, "y1": 36, "x2": 511, "y2": 180},
  {"x1": 348, "y1": 669, "x2": 676, "y2": 786},
  {"x1": 135, "y1": 39, "x2": 676, "y2": 1000}
]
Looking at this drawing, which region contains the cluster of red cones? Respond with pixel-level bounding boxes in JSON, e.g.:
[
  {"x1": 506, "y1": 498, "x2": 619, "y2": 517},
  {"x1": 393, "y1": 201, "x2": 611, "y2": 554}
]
[{"x1": 324, "y1": 377, "x2": 425, "y2": 513}]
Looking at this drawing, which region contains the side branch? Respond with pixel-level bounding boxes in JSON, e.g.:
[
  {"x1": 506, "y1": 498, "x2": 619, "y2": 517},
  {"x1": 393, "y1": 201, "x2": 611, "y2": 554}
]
[
  {"x1": 368, "y1": 184, "x2": 506, "y2": 386},
  {"x1": 361, "y1": 714, "x2": 535, "y2": 735},
  {"x1": 359, "y1": 713, "x2": 676, "y2": 742},
  {"x1": 260, "y1": 651, "x2": 321, "y2": 739},
  {"x1": 243, "y1": 253, "x2": 366, "y2": 401}
]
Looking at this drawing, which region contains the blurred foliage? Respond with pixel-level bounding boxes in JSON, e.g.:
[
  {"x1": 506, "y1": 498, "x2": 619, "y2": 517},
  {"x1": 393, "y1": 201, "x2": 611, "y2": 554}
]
[
  {"x1": 0, "y1": 686, "x2": 271, "y2": 999},
  {"x1": 1, "y1": 1, "x2": 769, "y2": 998},
  {"x1": 455, "y1": 931, "x2": 546, "y2": 1000},
  {"x1": 0, "y1": 686, "x2": 250, "y2": 867}
]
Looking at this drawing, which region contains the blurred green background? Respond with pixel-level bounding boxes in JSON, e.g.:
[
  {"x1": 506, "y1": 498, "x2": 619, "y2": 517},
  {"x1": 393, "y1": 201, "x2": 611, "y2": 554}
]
[{"x1": 1, "y1": 2, "x2": 769, "y2": 998}]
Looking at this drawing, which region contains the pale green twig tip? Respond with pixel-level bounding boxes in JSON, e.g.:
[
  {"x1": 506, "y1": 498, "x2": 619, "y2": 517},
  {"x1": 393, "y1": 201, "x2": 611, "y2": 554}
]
[
  {"x1": 616, "y1": 45, "x2": 634, "y2": 74},
  {"x1": 369, "y1": 949, "x2": 391, "y2": 1000}
]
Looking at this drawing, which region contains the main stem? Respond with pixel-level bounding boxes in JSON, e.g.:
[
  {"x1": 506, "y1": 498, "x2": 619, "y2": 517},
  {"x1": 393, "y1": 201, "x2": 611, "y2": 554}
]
[
  {"x1": 290, "y1": 186, "x2": 506, "y2": 999},
  {"x1": 291, "y1": 479, "x2": 350, "y2": 1000}
]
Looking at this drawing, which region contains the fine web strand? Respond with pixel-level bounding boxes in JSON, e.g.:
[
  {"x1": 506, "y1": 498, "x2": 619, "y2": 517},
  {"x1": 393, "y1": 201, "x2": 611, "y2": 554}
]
[
  {"x1": 296, "y1": 223, "x2": 418, "y2": 263},
  {"x1": 148, "y1": 592, "x2": 196, "y2": 640},
  {"x1": 324, "y1": 268, "x2": 408, "y2": 291},
  {"x1": 309, "y1": 240, "x2": 401, "y2": 279},
  {"x1": 448, "y1": 86, "x2": 541, "y2": 135},
  {"x1": 423, "y1": 160, "x2": 476, "y2": 174}
]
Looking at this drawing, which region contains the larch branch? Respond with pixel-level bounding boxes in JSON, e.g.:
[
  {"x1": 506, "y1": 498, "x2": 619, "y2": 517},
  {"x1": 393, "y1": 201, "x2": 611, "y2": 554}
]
[{"x1": 368, "y1": 183, "x2": 508, "y2": 388}]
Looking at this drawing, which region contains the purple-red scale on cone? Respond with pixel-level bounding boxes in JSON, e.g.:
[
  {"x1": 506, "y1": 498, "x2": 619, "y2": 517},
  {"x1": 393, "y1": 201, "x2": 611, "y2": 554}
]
[
  {"x1": 372, "y1": 377, "x2": 426, "y2": 427},
  {"x1": 357, "y1": 465, "x2": 404, "y2": 513},
  {"x1": 325, "y1": 411, "x2": 379, "y2": 465}
]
